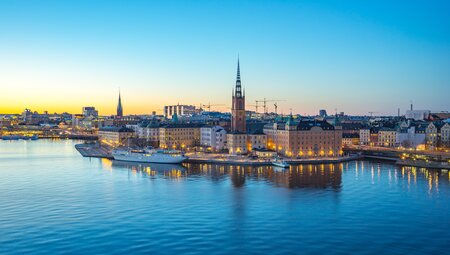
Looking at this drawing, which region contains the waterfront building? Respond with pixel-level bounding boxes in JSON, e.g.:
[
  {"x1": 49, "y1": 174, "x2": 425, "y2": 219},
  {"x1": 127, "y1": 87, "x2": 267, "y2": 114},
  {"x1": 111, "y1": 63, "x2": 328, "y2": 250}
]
[
  {"x1": 342, "y1": 133, "x2": 360, "y2": 146},
  {"x1": 264, "y1": 118, "x2": 342, "y2": 158},
  {"x1": 227, "y1": 132, "x2": 248, "y2": 154},
  {"x1": 227, "y1": 131, "x2": 268, "y2": 155},
  {"x1": 117, "y1": 91, "x2": 123, "y2": 117},
  {"x1": 98, "y1": 126, "x2": 134, "y2": 147},
  {"x1": 378, "y1": 128, "x2": 399, "y2": 147},
  {"x1": 200, "y1": 126, "x2": 227, "y2": 151},
  {"x1": 397, "y1": 124, "x2": 426, "y2": 149},
  {"x1": 426, "y1": 122, "x2": 440, "y2": 149},
  {"x1": 359, "y1": 128, "x2": 370, "y2": 145},
  {"x1": 426, "y1": 122, "x2": 450, "y2": 149},
  {"x1": 247, "y1": 132, "x2": 267, "y2": 151},
  {"x1": 359, "y1": 128, "x2": 379, "y2": 146},
  {"x1": 442, "y1": 123, "x2": 450, "y2": 148},
  {"x1": 158, "y1": 123, "x2": 203, "y2": 150}
]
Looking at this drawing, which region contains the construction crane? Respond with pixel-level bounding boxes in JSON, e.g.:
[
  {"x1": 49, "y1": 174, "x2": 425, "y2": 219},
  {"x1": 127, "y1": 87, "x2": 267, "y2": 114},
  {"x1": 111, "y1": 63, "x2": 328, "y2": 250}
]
[
  {"x1": 273, "y1": 103, "x2": 286, "y2": 115},
  {"x1": 201, "y1": 103, "x2": 225, "y2": 112},
  {"x1": 368, "y1": 111, "x2": 378, "y2": 117},
  {"x1": 255, "y1": 98, "x2": 287, "y2": 115}
]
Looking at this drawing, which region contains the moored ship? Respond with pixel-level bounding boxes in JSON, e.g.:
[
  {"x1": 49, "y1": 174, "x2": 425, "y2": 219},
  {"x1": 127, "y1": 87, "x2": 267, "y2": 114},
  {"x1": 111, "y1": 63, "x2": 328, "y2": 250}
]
[{"x1": 112, "y1": 147, "x2": 187, "y2": 164}]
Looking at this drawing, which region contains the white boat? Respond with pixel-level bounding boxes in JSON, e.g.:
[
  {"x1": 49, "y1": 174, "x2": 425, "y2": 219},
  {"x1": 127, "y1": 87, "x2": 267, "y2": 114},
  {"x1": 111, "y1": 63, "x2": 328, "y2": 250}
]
[
  {"x1": 272, "y1": 158, "x2": 289, "y2": 168},
  {"x1": 112, "y1": 161, "x2": 187, "y2": 172},
  {"x1": 112, "y1": 147, "x2": 187, "y2": 164}
]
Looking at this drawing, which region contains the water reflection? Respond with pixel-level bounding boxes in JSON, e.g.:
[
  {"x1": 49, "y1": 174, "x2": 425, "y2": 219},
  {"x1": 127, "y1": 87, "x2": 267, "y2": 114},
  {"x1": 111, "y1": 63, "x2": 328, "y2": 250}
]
[
  {"x1": 187, "y1": 163, "x2": 344, "y2": 190},
  {"x1": 400, "y1": 166, "x2": 449, "y2": 194},
  {"x1": 108, "y1": 160, "x2": 450, "y2": 192},
  {"x1": 111, "y1": 161, "x2": 187, "y2": 179},
  {"x1": 110, "y1": 160, "x2": 344, "y2": 190}
]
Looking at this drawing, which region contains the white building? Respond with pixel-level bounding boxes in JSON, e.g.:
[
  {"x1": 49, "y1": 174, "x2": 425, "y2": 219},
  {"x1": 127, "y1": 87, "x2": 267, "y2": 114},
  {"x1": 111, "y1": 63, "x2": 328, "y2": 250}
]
[
  {"x1": 397, "y1": 126, "x2": 426, "y2": 148},
  {"x1": 164, "y1": 105, "x2": 197, "y2": 119},
  {"x1": 406, "y1": 110, "x2": 430, "y2": 121},
  {"x1": 200, "y1": 126, "x2": 227, "y2": 151},
  {"x1": 359, "y1": 129, "x2": 371, "y2": 145}
]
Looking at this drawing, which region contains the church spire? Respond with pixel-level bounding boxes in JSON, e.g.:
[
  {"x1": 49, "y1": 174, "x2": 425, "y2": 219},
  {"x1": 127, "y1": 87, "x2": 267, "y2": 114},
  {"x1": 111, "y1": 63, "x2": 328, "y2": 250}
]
[
  {"x1": 235, "y1": 57, "x2": 242, "y2": 98},
  {"x1": 117, "y1": 89, "x2": 123, "y2": 117}
]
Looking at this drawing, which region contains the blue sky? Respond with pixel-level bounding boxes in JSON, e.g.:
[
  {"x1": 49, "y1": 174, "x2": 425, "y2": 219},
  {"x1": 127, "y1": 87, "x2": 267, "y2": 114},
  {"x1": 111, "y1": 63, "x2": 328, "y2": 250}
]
[{"x1": 0, "y1": 0, "x2": 449, "y2": 115}]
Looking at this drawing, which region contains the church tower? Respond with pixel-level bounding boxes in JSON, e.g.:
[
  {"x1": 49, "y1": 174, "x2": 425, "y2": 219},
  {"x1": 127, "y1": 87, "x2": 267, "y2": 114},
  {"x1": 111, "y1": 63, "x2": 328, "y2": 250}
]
[
  {"x1": 231, "y1": 58, "x2": 246, "y2": 133},
  {"x1": 117, "y1": 90, "x2": 123, "y2": 117}
]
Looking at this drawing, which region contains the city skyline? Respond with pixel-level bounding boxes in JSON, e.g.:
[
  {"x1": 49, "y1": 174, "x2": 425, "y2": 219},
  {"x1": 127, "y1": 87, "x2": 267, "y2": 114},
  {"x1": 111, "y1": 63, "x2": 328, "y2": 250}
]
[{"x1": 1, "y1": 0, "x2": 449, "y2": 115}]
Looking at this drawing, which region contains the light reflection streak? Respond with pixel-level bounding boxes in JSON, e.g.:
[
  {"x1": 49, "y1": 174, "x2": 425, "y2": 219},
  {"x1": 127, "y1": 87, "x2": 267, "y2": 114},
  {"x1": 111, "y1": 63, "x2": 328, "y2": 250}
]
[{"x1": 104, "y1": 160, "x2": 448, "y2": 192}]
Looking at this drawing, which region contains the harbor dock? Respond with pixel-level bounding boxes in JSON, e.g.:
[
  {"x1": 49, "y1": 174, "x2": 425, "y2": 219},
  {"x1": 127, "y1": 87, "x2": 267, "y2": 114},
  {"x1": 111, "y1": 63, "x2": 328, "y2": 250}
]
[
  {"x1": 75, "y1": 143, "x2": 113, "y2": 159},
  {"x1": 74, "y1": 143, "x2": 361, "y2": 166}
]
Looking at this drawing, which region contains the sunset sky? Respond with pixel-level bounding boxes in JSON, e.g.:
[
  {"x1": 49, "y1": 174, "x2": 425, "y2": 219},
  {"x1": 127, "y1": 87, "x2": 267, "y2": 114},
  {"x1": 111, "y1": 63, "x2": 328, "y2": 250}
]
[{"x1": 1, "y1": 0, "x2": 449, "y2": 116}]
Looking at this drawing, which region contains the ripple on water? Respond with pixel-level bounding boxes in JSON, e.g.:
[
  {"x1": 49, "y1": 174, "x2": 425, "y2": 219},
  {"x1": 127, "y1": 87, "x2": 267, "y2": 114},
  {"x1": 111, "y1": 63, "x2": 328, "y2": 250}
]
[{"x1": 0, "y1": 140, "x2": 449, "y2": 254}]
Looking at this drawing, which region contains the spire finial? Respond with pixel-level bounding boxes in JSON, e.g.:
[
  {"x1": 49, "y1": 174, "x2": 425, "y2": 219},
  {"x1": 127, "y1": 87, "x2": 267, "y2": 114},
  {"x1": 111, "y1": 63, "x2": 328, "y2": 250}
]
[
  {"x1": 237, "y1": 56, "x2": 240, "y2": 80},
  {"x1": 235, "y1": 56, "x2": 242, "y2": 98}
]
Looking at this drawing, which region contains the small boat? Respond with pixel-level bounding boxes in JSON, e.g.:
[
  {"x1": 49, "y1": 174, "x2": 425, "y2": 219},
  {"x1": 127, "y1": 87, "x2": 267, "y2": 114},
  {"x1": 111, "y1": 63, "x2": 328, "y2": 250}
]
[
  {"x1": 1, "y1": 135, "x2": 20, "y2": 140},
  {"x1": 272, "y1": 157, "x2": 289, "y2": 168},
  {"x1": 112, "y1": 147, "x2": 187, "y2": 164},
  {"x1": 31, "y1": 134, "x2": 39, "y2": 140}
]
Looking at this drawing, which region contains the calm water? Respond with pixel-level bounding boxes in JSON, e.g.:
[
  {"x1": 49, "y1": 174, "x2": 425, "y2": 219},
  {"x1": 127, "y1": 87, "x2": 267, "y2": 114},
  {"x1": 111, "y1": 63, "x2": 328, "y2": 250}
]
[{"x1": 0, "y1": 140, "x2": 449, "y2": 255}]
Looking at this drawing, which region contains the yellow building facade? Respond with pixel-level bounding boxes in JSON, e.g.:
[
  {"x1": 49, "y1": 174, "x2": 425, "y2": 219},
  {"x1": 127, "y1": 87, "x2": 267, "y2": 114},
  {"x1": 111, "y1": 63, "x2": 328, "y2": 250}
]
[{"x1": 264, "y1": 120, "x2": 342, "y2": 158}]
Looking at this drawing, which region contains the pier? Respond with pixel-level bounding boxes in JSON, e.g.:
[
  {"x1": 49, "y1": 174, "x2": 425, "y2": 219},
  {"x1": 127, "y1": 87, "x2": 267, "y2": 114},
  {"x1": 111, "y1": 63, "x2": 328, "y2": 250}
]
[
  {"x1": 75, "y1": 143, "x2": 112, "y2": 159},
  {"x1": 74, "y1": 143, "x2": 361, "y2": 165}
]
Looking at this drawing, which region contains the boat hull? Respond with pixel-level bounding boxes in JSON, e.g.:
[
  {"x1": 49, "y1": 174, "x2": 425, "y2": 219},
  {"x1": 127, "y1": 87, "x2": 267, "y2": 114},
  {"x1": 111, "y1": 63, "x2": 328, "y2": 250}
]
[
  {"x1": 272, "y1": 162, "x2": 289, "y2": 168},
  {"x1": 113, "y1": 153, "x2": 187, "y2": 164}
]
